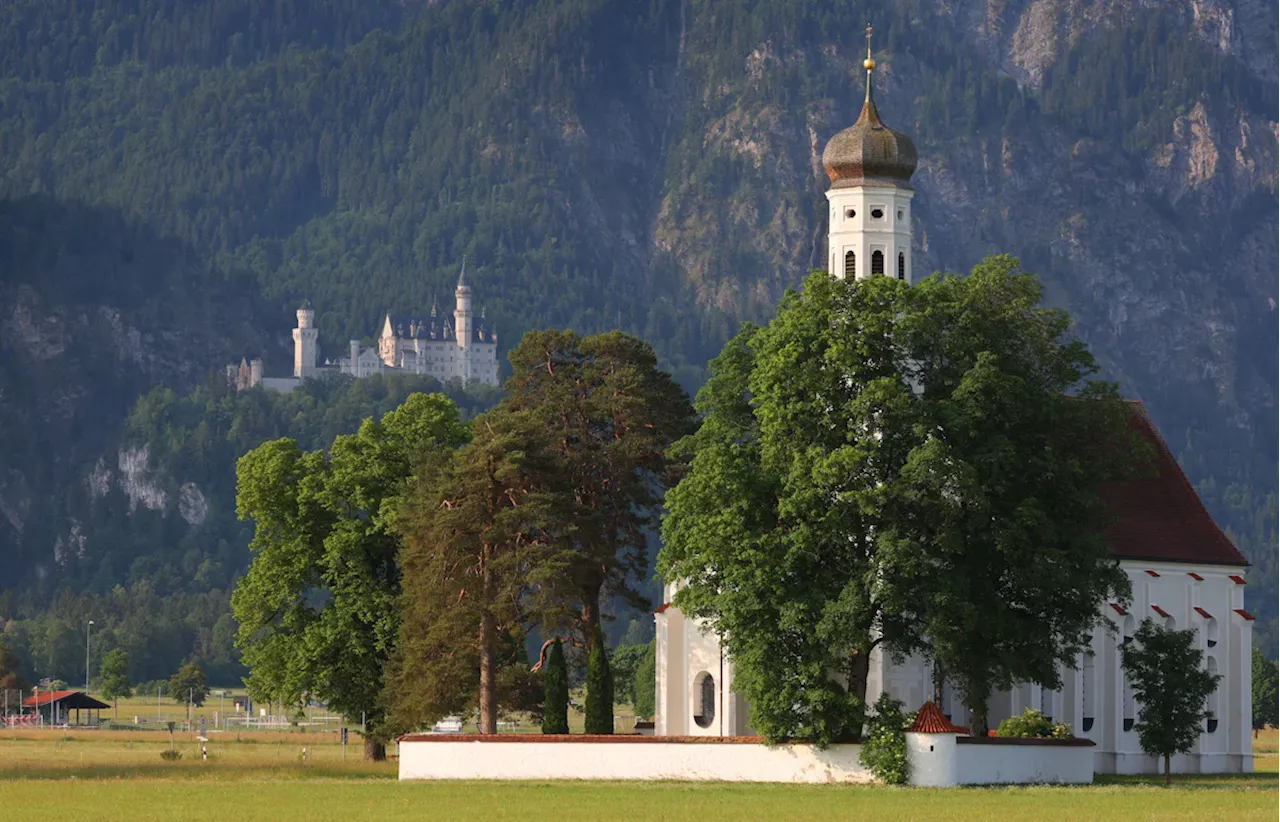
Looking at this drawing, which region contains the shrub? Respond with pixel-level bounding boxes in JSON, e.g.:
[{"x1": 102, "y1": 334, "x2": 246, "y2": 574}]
[
  {"x1": 859, "y1": 692, "x2": 912, "y2": 785},
  {"x1": 996, "y1": 708, "x2": 1072, "y2": 739},
  {"x1": 583, "y1": 628, "x2": 614, "y2": 734},
  {"x1": 541, "y1": 639, "x2": 569, "y2": 734},
  {"x1": 160, "y1": 749, "x2": 182, "y2": 761}
]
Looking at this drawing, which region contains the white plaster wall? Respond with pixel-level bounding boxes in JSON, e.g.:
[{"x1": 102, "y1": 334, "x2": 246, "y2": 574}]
[
  {"x1": 399, "y1": 740, "x2": 873, "y2": 783},
  {"x1": 906, "y1": 733, "x2": 957, "y2": 787},
  {"x1": 951, "y1": 742, "x2": 1095, "y2": 785},
  {"x1": 825, "y1": 184, "x2": 914, "y2": 282}
]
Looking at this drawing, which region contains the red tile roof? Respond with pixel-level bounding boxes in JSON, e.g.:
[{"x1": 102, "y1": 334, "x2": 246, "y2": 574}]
[
  {"x1": 1151, "y1": 605, "x2": 1170, "y2": 618},
  {"x1": 1144, "y1": 570, "x2": 1161, "y2": 577},
  {"x1": 908, "y1": 701, "x2": 968, "y2": 734},
  {"x1": 1187, "y1": 572, "x2": 1204, "y2": 581},
  {"x1": 1234, "y1": 609, "x2": 1256, "y2": 621},
  {"x1": 1194, "y1": 607, "x2": 1212, "y2": 619},
  {"x1": 22, "y1": 689, "x2": 77, "y2": 707},
  {"x1": 1229, "y1": 575, "x2": 1248, "y2": 585},
  {"x1": 653, "y1": 602, "x2": 672, "y2": 615},
  {"x1": 1098, "y1": 405, "x2": 1247, "y2": 568},
  {"x1": 1109, "y1": 603, "x2": 1128, "y2": 616},
  {"x1": 20, "y1": 690, "x2": 109, "y2": 710}
]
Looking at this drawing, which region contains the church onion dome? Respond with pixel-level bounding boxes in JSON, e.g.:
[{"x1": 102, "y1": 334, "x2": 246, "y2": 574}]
[{"x1": 822, "y1": 34, "x2": 917, "y2": 189}]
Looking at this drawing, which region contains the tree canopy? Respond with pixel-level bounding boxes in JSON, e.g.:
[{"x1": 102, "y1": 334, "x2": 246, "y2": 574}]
[
  {"x1": 232, "y1": 392, "x2": 469, "y2": 757},
  {"x1": 661, "y1": 256, "x2": 1143, "y2": 743},
  {"x1": 1121, "y1": 619, "x2": 1221, "y2": 784}
]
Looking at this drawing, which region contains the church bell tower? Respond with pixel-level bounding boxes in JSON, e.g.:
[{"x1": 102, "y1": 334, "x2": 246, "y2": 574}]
[{"x1": 822, "y1": 26, "x2": 918, "y2": 282}]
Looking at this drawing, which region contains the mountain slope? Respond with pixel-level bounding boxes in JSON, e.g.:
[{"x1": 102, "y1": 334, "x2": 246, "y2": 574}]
[{"x1": 0, "y1": 0, "x2": 1274, "y2": 655}]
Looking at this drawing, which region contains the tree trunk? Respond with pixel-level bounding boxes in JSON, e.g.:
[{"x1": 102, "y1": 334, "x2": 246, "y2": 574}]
[
  {"x1": 967, "y1": 703, "x2": 989, "y2": 737},
  {"x1": 847, "y1": 650, "x2": 871, "y2": 742},
  {"x1": 580, "y1": 583, "x2": 602, "y2": 647},
  {"x1": 478, "y1": 551, "x2": 498, "y2": 735},
  {"x1": 363, "y1": 737, "x2": 386, "y2": 761},
  {"x1": 1164, "y1": 753, "x2": 1171, "y2": 786}
]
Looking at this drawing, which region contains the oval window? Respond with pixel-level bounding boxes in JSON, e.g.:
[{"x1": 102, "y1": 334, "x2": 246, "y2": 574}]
[
  {"x1": 845, "y1": 208, "x2": 856, "y2": 219},
  {"x1": 871, "y1": 208, "x2": 884, "y2": 219}
]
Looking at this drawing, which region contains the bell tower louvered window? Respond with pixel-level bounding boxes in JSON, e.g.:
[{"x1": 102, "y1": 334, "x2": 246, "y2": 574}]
[
  {"x1": 871, "y1": 250, "x2": 884, "y2": 276},
  {"x1": 844, "y1": 251, "x2": 856, "y2": 278},
  {"x1": 898, "y1": 252, "x2": 906, "y2": 280}
]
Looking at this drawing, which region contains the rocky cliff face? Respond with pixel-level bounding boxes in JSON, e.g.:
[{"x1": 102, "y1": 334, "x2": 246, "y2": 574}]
[{"x1": 0, "y1": 0, "x2": 1273, "y2": 641}]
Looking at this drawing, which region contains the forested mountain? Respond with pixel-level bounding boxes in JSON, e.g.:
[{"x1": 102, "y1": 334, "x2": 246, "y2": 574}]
[{"x1": 1, "y1": 0, "x2": 1275, "y2": 680}]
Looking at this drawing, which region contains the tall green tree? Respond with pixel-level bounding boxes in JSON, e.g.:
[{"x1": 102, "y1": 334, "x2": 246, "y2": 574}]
[
  {"x1": 392, "y1": 408, "x2": 564, "y2": 735},
  {"x1": 662, "y1": 257, "x2": 1142, "y2": 743},
  {"x1": 233, "y1": 393, "x2": 469, "y2": 759},
  {"x1": 632, "y1": 640, "x2": 656, "y2": 721},
  {"x1": 502, "y1": 330, "x2": 694, "y2": 645},
  {"x1": 583, "y1": 627, "x2": 614, "y2": 734},
  {"x1": 170, "y1": 662, "x2": 209, "y2": 708},
  {"x1": 98, "y1": 648, "x2": 133, "y2": 717},
  {"x1": 1122, "y1": 619, "x2": 1220, "y2": 785},
  {"x1": 541, "y1": 639, "x2": 570, "y2": 734},
  {"x1": 1252, "y1": 647, "x2": 1278, "y2": 733},
  {"x1": 888, "y1": 256, "x2": 1142, "y2": 734}
]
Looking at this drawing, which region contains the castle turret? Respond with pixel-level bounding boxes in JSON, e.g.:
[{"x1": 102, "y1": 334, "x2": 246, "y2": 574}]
[
  {"x1": 293, "y1": 300, "x2": 318, "y2": 378},
  {"x1": 453, "y1": 258, "x2": 472, "y2": 382},
  {"x1": 823, "y1": 25, "x2": 916, "y2": 283}
]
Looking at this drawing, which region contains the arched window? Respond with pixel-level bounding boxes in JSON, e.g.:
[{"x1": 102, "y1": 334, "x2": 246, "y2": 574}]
[
  {"x1": 898, "y1": 252, "x2": 906, "y2": 280},
  {"x1": 1206, "y1": 617, "x2": 1219, "y2": 648},
  {"x1": 693, "y1": 672, "x2": 716, "y2": 729},
  {"x1": 871, "y1": 250, "x2": 884, "y2": 276},
  {"x1": 1082, "y1": 651, "x2": 1096, "y2": 733},
  {"x1": 1121, "y1": 616, "x2": 1136, "y2": 731},
  {"x1": 844, "y1": 251, "x2": 856, "y2": 278},
  {"x1": 1206, "y1": 656, "x2": 1219, "y2": 733}
]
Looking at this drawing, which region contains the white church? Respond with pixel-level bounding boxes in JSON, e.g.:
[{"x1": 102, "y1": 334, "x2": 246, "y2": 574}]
[
  {"x1": 228, "y1": 262, "x2": 500, "y2": 391},
  {"x1": 653, "y1": 47, "x2": 1254, "y2": 775}
]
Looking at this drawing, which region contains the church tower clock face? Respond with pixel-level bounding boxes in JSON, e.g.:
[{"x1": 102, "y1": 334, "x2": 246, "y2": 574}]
[{"x1": 821, "y1": 25, "x2": 917, "y2": 283}]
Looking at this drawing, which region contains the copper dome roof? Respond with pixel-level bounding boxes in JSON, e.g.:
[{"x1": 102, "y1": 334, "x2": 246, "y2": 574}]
[{"x1": 822, "y1": 65, "x2": 917, "y2": 189}]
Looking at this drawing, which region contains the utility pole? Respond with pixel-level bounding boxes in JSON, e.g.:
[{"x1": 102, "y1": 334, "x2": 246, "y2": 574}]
[{"x1": 84, "y1": 619, "x2": 94, "y2": 692}]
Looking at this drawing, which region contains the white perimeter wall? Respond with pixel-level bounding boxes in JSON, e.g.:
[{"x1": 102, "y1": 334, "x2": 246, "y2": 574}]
[
  {"x1": 907, "y1": 734, "x2": 1095, "y2": 787},
  {"x1": 399, "y1": 740, "x2": 873, "y2": 784}
]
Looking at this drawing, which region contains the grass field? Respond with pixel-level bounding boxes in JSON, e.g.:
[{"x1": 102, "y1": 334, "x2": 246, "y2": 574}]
[{"x1": 0, "y1": 728, "x2": 1274, "y2": 821}]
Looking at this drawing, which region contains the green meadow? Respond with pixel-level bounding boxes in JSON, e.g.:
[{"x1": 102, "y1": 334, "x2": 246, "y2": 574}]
[{"x1": 0, "y1": 728, "x2": 1274, "y2": 821}]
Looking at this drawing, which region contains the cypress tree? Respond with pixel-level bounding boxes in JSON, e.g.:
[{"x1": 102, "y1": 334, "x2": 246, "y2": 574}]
[
  {"x1": 583, "y1": 628, "x2": 614, "y2": 734},
  {"x1": 541, "y1": 639, "x2": 569, "y2": 734}
]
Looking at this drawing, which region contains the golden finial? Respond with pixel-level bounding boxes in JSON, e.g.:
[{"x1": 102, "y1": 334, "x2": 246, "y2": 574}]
[{"x1": 863, "y1": 23, "x2": 876, "y2": 71}]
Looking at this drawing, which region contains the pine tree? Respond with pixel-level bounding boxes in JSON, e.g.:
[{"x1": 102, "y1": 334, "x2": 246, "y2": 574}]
[
  {"x1": 583, "y1": 628, "x2": 614, "y2": 735},
  {"x1": 541, "y1": 639, "x2": 569, "y2": 734}
]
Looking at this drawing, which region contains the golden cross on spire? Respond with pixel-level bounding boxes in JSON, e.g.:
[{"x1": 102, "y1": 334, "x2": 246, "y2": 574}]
[{"x1": 863, "y1": 23, "x2": 876, "y2": 70}]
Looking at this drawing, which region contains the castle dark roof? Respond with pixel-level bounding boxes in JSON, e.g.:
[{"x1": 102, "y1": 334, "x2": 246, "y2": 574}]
[
  {"x1": 384, "y1": 312, "x2": 495, "y2": 343},
  {"x1": 1100, "y1": 404, "x2": 1247, "y2": 567},
  {"x1": 822, "y1": 65, "x2": 917, "y2": 189}
]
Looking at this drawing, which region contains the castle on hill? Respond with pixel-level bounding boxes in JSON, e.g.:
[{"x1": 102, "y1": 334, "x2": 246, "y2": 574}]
[{"x1": 227, "y1": 262, "x2": 499, "y2": 391}]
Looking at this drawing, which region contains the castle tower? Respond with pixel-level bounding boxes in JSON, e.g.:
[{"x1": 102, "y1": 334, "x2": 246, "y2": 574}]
[
  {"x1": 293, "y1": 300, "x2": 318, "y2": 378},
  {"x1": 453, "y1": 258, "x2": 472, "y2": 382},
  {"x1": 822, "y1": 26, "x2": 917, "y2": 282}
]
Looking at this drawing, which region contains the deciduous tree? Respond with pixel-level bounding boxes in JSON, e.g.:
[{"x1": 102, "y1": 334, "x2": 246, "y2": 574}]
[
  {"x1": 99, "y1": 648, "x2": 133, "y2": 717},
  {"x1": 233, "y1": 393, "x2": 469, "y2": 759},
  {"x1": 1122, "y1": 619, "x2": 1220, "y2": 784},
  {"x1": 169, "y1": 662, "x2": 209, "y2": 708},
  {"x1": 1252, "y1": 647, "x2": 1278, "y2": 733},
  {"x1": 661, "y1": 257, "x2": 1143, "y2": 743}
]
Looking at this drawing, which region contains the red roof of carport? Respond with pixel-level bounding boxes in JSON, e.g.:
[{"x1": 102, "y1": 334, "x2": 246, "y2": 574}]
[
  {"x1": 1098, "y1": 404, "x2": 1247, "y2": 567},
  {"x1": 22, "y1": 690, "x2": 111, "y2": 710}
]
